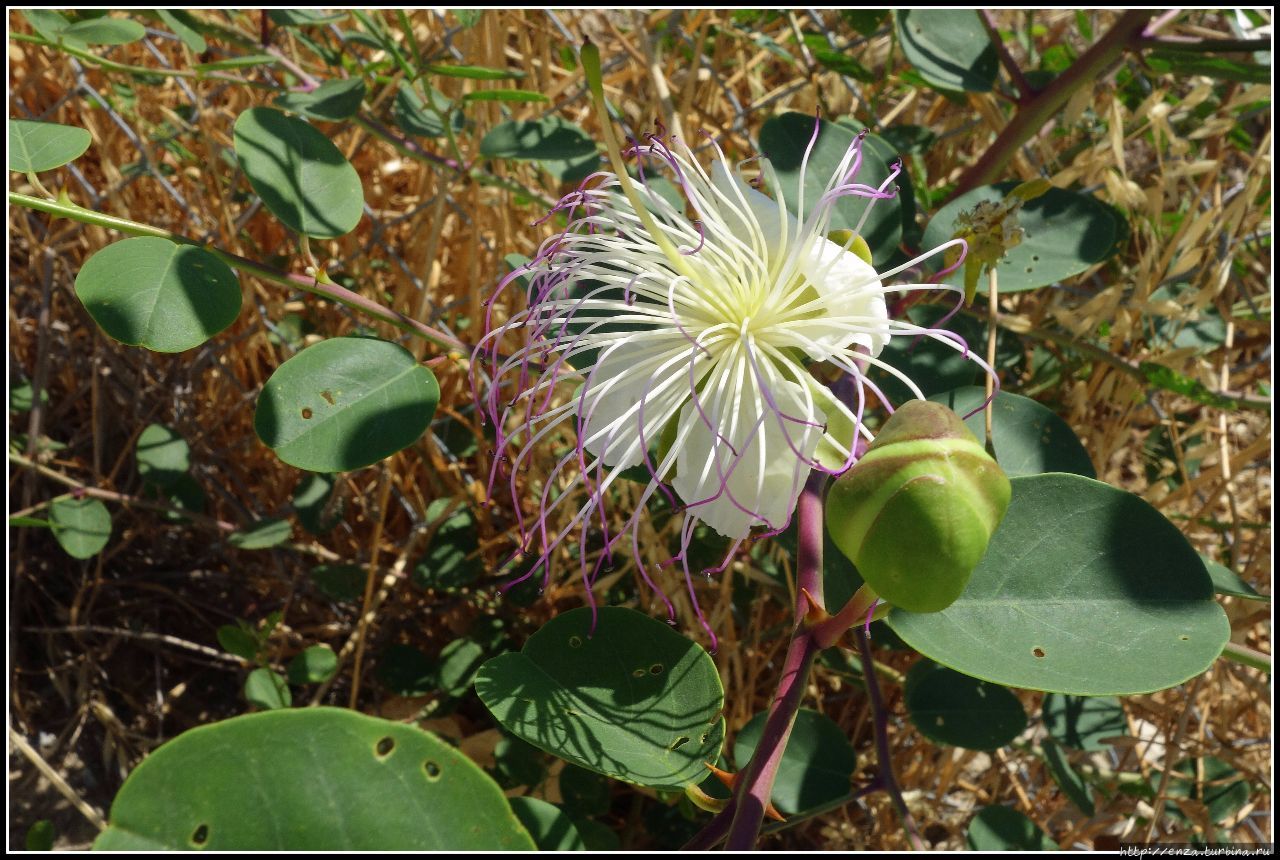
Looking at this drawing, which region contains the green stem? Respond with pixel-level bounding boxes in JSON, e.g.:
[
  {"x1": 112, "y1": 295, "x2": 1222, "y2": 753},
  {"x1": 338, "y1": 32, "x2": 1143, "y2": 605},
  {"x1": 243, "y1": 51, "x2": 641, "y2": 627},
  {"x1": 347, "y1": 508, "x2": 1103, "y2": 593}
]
[
  {"x1": 1137, "y1": 36, "x2": 1273, "y2": 53},
  {"x1": 949, "y1": 10, "x2": 1154, "y2": 198},
  {"x1": 1220, "y1": 641, "x2": 1271, "y2": 673},
  {"x1": 10, "y1": 191, "x2": 467, "y2": 352}
]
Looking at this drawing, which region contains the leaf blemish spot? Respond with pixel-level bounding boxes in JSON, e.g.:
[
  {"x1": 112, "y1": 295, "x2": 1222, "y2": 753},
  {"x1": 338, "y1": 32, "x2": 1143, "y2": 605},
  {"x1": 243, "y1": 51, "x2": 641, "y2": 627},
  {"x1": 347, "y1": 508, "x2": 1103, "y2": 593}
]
[
  {"x1": 1032, "y1": 647, "x2": 1046, "y2": 658},
  {"x1": 301, "y1": 407, "x2": 313, "y2": 419},
  {"x1": 649, "y1": 662, "x2": 664, "y2": 675},
  {"x1": 568, "y1": 635, "x2": 583, "y2": 648},
  {"x1": 632, "y1": 668, "x2": 645, "y2": 678},
  {"x1": 320, "y1": 389, "x2": 335, "y2": 405},
  {"x1": 190, "y1": 823, "x2": 209, "y2": 846},
  {"x1": 424, "y1": 760, "x2": 442, "y2": 780},
  {"x1": 375, "y1": 736, "x2": 395, "y2": 757}
]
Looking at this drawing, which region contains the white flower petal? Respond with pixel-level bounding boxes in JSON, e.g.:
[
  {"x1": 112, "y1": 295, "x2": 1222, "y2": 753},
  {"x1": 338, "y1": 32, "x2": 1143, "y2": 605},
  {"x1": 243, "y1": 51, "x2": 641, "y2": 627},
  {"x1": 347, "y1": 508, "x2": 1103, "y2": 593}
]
[{"x1": 794, "y1": 235, "x2": 889, "y2": 360}]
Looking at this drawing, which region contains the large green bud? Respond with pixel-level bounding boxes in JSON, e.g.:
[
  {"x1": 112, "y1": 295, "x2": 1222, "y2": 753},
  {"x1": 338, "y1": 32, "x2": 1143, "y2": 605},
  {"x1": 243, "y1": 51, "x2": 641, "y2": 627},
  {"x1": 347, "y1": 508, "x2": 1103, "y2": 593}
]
[{"x1": 826, "y1": 400, "x2": 1011, "y2": 613}]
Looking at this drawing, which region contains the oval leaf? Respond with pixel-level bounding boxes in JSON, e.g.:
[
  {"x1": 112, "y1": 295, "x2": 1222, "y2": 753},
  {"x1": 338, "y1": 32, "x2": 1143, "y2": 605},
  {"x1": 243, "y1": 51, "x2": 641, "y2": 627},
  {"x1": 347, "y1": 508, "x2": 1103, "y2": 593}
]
[
  {"x1": 886, "y1": 473, "x2": 1231, "y2": 695},
  {"x1": 732, "y1": 708, "x2": 857, "y2": 814},
  {"x1": 930, "y1": 386, "x2": 1096, "y2": 478},
  {"x1": 228, "y1": 518, "x2": 292, "y2": 550},
  {"x1": 135, "y1": 424, "x2": 190, "y2": 488},
  {"x1": 61, "y1": 16, "x2": 145, "y2": 45},
  {"x1": 254, "y1": 337, "x2": 440, "y2": 472},
  {"x1": 479, "y1": 116, "x2": 596, "y2": 161},
  {"x1": 244, "y1": 668, "x2": 292, "y2": 710},
  {"x1": 508, "y1": 797, "x2": 586, "y2": 851},
  {"x1": 233, "y1": 107, "x2": 364, "y2": 238},
  {"x1": 93, "y1": 708, "x2": 535, "y2": 850},
  {"x1": 74, "y1": 237, "x2": 242, "y2": 353},
  {"x1": 424, "y1": 62, "x2": 524, "y2": 80},
  {"x1": 287, "y1": 645, "x2": 338, "y2": 684},
  {"x1": 475, "y1": 607, "x2": 725, "y2": 791},
  {"x1": 9, "y1": 120, "x2": 92, "y2": 172},
  {"x1": 966, "y1": 805, "x2": 1059, "y2": 851},
  {"x1": 896, "y1": 10, "x2": 998, "y2": 92},
  {"x1": 922, "y1": 182, "x2": 1121, "y2": 293},
  {"x1": 462, "y1": 89, "x2": 549, "y2": 103},
  {"x1": 274, "y1": 78, "x2": 367, "y2": 121},
  {"x1": 1200, "y1": 554, "x2": 1267, "y2": 601},
  {"x1": 49, "y1": 497, "x2": 111, "y2": 559},
  {"x1": 155, "y1": 10, "x2": 206, "y2": 52},
  {"x1": 310, "y1": 563, "x2": 365, "y2": 602},
  {"x1": 904, "y1": 661, "x2": 1027, "y2": 750},
  {"x1": 393, "y1": 83, "x2": 449, "y2": 138},
  {"x1": 757, "y1": 113, "x2": 907, "y2": 266}
]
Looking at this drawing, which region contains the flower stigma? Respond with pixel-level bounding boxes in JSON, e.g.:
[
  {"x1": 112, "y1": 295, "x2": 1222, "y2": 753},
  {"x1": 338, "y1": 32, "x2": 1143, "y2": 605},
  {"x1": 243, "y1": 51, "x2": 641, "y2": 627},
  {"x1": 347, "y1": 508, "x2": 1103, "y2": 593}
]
[{"x1": 474, "y1": 43, "x2": 992, "y2": 644}]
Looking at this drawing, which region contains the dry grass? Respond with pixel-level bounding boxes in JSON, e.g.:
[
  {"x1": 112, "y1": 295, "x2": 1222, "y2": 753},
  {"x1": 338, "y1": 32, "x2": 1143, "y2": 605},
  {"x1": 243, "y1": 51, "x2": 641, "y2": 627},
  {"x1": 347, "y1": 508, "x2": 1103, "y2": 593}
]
[{"x1": 8, "y1": 9, "x2": 1270, "y2": 850}]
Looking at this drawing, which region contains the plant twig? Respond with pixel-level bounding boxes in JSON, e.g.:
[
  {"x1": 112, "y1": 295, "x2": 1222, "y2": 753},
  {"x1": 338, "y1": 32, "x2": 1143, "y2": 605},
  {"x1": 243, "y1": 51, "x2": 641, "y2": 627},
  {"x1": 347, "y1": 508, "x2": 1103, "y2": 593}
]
[
  {"x1": 1220, "y1": 641, "x2": 1271, "y2": 673},
  {"x1": 979, "y1": 10, "x2": 1034, "y2": 101}
]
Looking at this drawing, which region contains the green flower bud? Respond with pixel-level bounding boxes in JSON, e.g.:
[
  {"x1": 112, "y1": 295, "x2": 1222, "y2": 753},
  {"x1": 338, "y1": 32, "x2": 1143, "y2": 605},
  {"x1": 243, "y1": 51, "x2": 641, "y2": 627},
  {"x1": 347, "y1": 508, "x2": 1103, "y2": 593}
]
[{"x1": 825, "y1": 400, "x2": 1011, "y2": 613}]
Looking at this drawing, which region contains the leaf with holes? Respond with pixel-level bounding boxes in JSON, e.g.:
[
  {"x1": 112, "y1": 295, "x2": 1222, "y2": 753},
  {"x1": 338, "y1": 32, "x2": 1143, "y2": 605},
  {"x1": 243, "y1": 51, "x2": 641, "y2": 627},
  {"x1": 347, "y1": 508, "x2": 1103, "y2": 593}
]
[
  {"x1": 930, "y1": 387, "x2": 1096, "y2": 479},
  {"x1": 922, "y1": 182, "x2": 1121, "y2": 293},
  {"x1": 233, "y1": 107, "x2": 364, "y2": 238},
  {"x1": 966, "y1": 805, "x2": 1059, "y2": 851},
  {"x1": 887, "y1": 473, "x2": 1230, "y2": 695},
  {"x1": 49, "y1": 497, "x2": 111, "y2": 559},
  {"x1": 74, "y1": 238, "x2": 242, "y2": 353},
  {"x1": 274, "y1": 78, "x2": 367, "y2": 121},
  {"x1": 135, "y1": 424, "x2": 190, "y2": 488},
  {"x1": 9, "y1": 120, "x2": 92, "y2": 172},
  {"x1": 254, "y1": 337, "x2": 440, "y2": 473},
  {"x1": 896, "y1": 10, "x2": 998, "y2": 92},
  {"x1": 93, "y1": 708, "x2": 534, "y2": 849},
  {"x1": 757, "y1": 113, "x2": 907, "y2": 267},
  {"x1": 904, "y1": 661, "x2": 1026, "y2": 750},
  {"x1": 475, "y1": 607, "x2": 725, "y2": 791},
  {"x1": 732, "y1": 709, "x2": 857, "y2": 814},
  {"x1": 508, "y1": 798, "x2": 585, "y2": 851}
]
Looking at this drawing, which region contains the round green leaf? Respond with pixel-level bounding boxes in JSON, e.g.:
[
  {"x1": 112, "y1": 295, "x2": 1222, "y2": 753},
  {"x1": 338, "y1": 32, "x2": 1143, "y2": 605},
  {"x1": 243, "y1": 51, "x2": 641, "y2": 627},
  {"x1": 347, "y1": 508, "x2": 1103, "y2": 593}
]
[
  {"x1": 74, "y1": 238, "x2": 242, "y2": 353},
  {"x1": 93, "y1": 708, "x2": 535, "y2": 850},
  {"x1": 217, "y1": 625, "x2": 259, "y2": 662},
  {"x1": 508, "y1": 797, "x2": 586, "y2": 851},
  {"x1": 930, "y1": 386, "x2": 1097, "y2": 478},
  {"x1": 904, "y1": 661, "x2": 1027, "y2": 750},
  {"x1": 732, "y1": 708, "x2": 857, "y2": 814},
  {"x1": 228, "y1": 518, "x2": 292, "y2": 550},
  {"x1": 493, "y1": 734, "x2": 547, "y2": 788},
  {"x1": 438, "y1": 638, "x2": 485, "y2": 697},
  {"x1": 154, "y1": 472, "x2": 206, "y2": 522},
  {"x1": 49, "y1": 497, "x2": 111, "y2": 559},
  {"x1": 253, "y1": 337, "x2": 440, "y2": 473},
  {"x1": 26, "y1": 819, "x2": 55, "y2": 851},
  {"x1": 886, "y1": 473, "x2": 1231, "y2": 695},
  {"x1": 376, "y1": 644, "x2": 436, "y2": 696},
  {"x1": 245, "y1": 668, "x2": 292, "y2": 710},
  {"x1": 287, "y1": 645, "x2": 338, "y2": 685},
  {"x1": 966, "y1": 805, "x2": 1059, "y2": 851},
  {"x1": 293, "y1": 473, "x2": 342, "y2": 534},
  {"x1": 413, "y1": 501, "x2": 483, "y2": 589},
  {"x1": 274, "y1": 78, "x2": 367, "y2": 121},
  {"x1": 393, "y1": 83, "x2": 449, "y2": 138},
  {"x1": 757, "y1": 112, "x2": 905, "y2": 266},
  {"x1": 9, "y1": 120, "x2": 92, "y2": 172},
  {"x1": 135, "y1": 424, "x2": 190, "y2": 487},
  {"x1": 1041, "y1": 694, "x2": 1127, "y2": 751},
  {"x1": 474, "y1": 607, "x2": 725, "y2": 791},
  {"x1": 896, "y1": 10, "x2": 998, "y2": 92},
  {"x1": 479, "y1": 116, "x2": 596, "y2": 161},
  {"x1": 1200, "y1": 553, "x2": 1267, "y2": 601},
  {"x1": 233, "y1": 107, "x2": 364, "y2": 238},
  {"x1": 310, "y1": 564, "x2": 366, "y2": 602},
  {"x1": 922, "y1": 182, "x2": 1121, "y2": 293},
  {"x1": 1161, "y1": 757, "x2": 1251, "y2": 824}
]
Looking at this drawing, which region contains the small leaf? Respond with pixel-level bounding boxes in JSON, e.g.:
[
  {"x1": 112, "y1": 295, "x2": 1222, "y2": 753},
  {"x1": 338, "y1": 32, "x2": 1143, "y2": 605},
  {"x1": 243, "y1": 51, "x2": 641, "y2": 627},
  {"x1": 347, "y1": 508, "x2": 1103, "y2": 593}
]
[
  {"x1": 558, "y1": 764, "x2": 611, "y2": 818},
  {"x1": 287, "y1": 645, "x2": 338, "y2": 684},
  {"x1": 412, "y1": 500, "x2": 483, "y2": 590},
  {"x1": 93, "y1": 709, "x2": 535, "y2": 849},
  {"x1": 393, "y1": 83, "x2": 449, "y2": 138},
  {"x1": 74, "y1": 238, "x2": 242, "y2": 353},
  {"x1": 732, "y1": 709, "x2": 857, "y2": 814},
  {"x1": 135, "y1": 424, "x2": 190, "y2": 488},
  {"x1": 1200, "y1": 554, "x2": 1267, "y2": 601},
  {"x1": 896, "y1": 10, "x2": 998, "y2": 92},
  {"x1": 254, "y1": 337, "x2": 440, "y2": 473},
  {"x1": 61, "y1": 16, "x2": 145, "y2": 45},
  {"x1": 1146, "y1": 51, "x2": 1269, "y2": 84},
  {"x1": 217, "y1": 625, "x2": 259, "y2": 662},
  {"x1": 887, "y1": 473, "x2": 1231, "y2": 695},
  {"x1": 508, "y1": 797, "x2": 585, "y2": 851},
  {"x1": 274, "y1": 78, "x2": 367, "y2": 121},
  {"x1": 195, "y1": 54, "x2": 279, "y2": 72},
  {"x1": 424, "y1": 62, "x2": 524, "y2": 80},
  {"x1": 438, "y1": 638, "x2": 486, "y2": 697},
  {"x1": 228, "y1": 518, "x2": 292, "y2": 550},
  {"x1": 26, "y1": 820, "x2": 55, "y2": 851},
  {"x1": 9, "y1": 120, "x2": 92, "y2": 172},
  {"x1": 904, "y1": 661, "x2": 1027, "y2": 750},
  {"x1": 475, "y1": 607, "x2": 725, "y2": 791},
  {"x1": 461, "y1": 89, "x2": 550, "y2": 103},
  {"x1": 310, "y1": 564, "x2": 366, "y2": 602},
  {"x1": 479, "y1": 116, "x2": 596, "y2": 161},
  {"x1": 1160, "y1": 757, "x2": 1252, "y2": 824},
  {"x1": 49, "y1": 497, "x2": 111, "y2": 559},
  {"x1": 1042, "y1": 739, "x2": 1095, "y2": 816},
  {"x1": 233, "y1": 107, "x2": 364, "y2": 238},
  {"x1": 268, "y1": 9, "x2": 349, "y2": 27},
  {"x1": 245, "y1": 668, "x2": 292, "y2": 709},
  {"x1": 966, "y1": 805, "x2": 1059, "y2": 850},
  {"x1": 1041, "y1": 694, "x2": 1127, "y2": 751},
  {"x1": 155, "y1": 10, "x2": 206, "y2": 52},
  {"x1": 930, "y1": 386, "x2": 1096, "y2": 479},
  {"x1": 293, "y1": 473, "x2": 342, "y2": 534}
]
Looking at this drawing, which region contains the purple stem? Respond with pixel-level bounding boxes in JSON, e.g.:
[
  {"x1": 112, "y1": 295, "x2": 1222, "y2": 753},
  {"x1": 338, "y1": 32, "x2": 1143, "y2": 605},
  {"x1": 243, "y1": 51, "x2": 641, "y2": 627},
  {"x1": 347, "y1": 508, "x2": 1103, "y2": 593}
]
[
  {"x1": 852, "y1": 624, "x2": 926, "y2": 850},
  {"x1": 979, "y1": 10, "x2": 1035, "y2": 101},
  {"x1": 721, "y1": 471, "x2": 828, "y2": 850}
]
